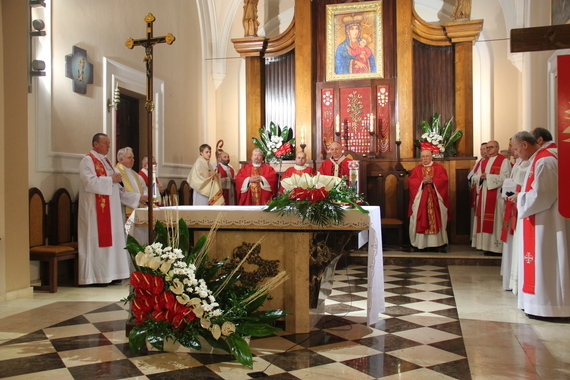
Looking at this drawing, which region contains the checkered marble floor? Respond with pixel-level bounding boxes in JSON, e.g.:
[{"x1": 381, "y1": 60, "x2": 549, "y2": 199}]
[{"x1": 0, "y1": 265, "x2": 470, "y2": 379}]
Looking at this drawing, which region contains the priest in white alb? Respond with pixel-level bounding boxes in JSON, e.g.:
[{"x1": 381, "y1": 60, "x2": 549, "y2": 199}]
[
  {"x1": 115, "y1": 147, "x2": 148, "y2": 218},
  {"x1": 510, "y1": 131, "x2": 570, "y2": 318},
  {"x1": 78, "y1": 133, "x2": 143, "y2": 285},
  {"x1": 187, "y1": 143, "x2": 224, "y2": 205},
  {"x1": 471, "y1": 140, "x2": 511, "y2": 255}
]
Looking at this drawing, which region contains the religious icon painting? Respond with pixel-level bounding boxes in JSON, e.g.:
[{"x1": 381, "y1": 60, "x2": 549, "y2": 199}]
[
  {"x1": 65, "y1": 46, "x2": 94, "y2": 94},
  {"x1": 325, "y1": 1, "x2": 384, "y2": 81},
  {"x1": 552, "y1": 0, "x2": 570, "y2": 25}
]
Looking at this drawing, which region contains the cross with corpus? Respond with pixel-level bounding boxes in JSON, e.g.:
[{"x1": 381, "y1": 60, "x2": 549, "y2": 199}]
[{"x1": 125, "y1": 13, "x2": 175, "y2": 243}]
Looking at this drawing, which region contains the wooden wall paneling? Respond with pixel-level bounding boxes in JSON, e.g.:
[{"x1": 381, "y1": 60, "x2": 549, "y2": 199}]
[
  {"x1": 296, "y1": 0, "x2": 314, "y2": 160},
  {"x1": 412, "y1": 40, "x2": 455, "y2": 157},
  {"x1": 396, "y1": 0, "x2": 414, "y2": 158}
]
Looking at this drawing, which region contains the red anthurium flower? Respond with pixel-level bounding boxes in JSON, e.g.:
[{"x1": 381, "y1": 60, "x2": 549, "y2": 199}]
[
  {"x1": 309, "y1": 187, "x2": 328, "y2": 202},
  {"x1": 150, "y1": 275, "x2": 164, "y2": 294},
  {"x1": 290, "y1": 188, "x2": 310, "y2": 201}
]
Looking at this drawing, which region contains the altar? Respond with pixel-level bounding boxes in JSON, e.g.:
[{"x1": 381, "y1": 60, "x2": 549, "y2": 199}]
[{"x1": 129, "y1": 206, "x2": 384, "y2": 333}]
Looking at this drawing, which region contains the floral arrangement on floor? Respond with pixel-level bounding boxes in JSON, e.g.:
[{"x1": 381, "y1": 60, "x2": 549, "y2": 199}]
[
  {"x1": 417, "y1": 113, "x2": 463, "y2": 157},
  {"x1": 264, "y1": 173, "x2": 368, "y2": 227},
  {"x1": 252, "y1": 121, "x2": 296, "y2": 162},
  {"x1": 124, "y1": 218, "x2": 289, "y2": 368}
]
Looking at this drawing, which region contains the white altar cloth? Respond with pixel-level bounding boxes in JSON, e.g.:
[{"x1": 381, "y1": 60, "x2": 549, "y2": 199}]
[{"x1": 128, "y1": 205, "x2": 384, "y2": 326}]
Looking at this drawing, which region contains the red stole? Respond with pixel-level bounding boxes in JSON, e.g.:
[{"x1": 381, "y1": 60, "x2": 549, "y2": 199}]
[
  {"x1": 476, "y1": 155, "x2": 507, "y2": 234},
  {"x1": 500, "y1": 184, "x2": 521, "y2": 242},
  {"x1": 522, "y1": 149, "x2": 556, "y2": 295},
  {"x1": 217, "y1": 164, "x2": 236, "y2": 204},
  {"x1": 249, "y1": 166, "x2": 263, "y2": 205},
  {"x1": 88, "y1": 153, "x2": 113, "y2": 247}
]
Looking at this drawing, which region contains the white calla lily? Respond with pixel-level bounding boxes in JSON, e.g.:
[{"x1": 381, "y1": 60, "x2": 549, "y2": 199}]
[{"x1": 211, "y1": 324, "x2": 222, "y2": 340}]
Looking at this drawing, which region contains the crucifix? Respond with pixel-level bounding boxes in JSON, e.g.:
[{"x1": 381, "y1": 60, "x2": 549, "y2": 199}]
[{"x1": 125, "y1": 13, "x2": 175, "y2": 243}]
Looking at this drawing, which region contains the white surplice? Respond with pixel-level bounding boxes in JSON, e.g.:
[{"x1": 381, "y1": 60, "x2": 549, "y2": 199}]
[
  {"x1": 500, "y1": 158, "x2": 525, "y2": 290},
  {"x1": 516, "y1": 150, "x2": 570, "y2": 317},
  {"x1": 78, "y1": 150, "x2": 141, "y2": 285},
  {"x1": 471, "y1": 155, "x2": 511, "y2": 253}
]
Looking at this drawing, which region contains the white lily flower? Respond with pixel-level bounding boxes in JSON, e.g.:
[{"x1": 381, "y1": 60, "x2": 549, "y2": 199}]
[
  {"x1": 159, "y1": 260, "x2": 172, "y2": 274},
  {"x1": 193, "y1": 305, "x2": 205, "y2": 318},
  {"x1": 170, "y1": 279, "x2": 184, "y2": 295},
  {"x1": 211, "y1": 324, "x2": 221, "y2": 340},
  {"x1": 147, "y1": 256, "x2": 162, "y2": 270},
  {"x1": 221, "y1": 321, "x2": 236, "y2": 336},
  {"x1": 176, "y1": 293, "x2": 191, "y2": 305},
  {"x1": 201, "y1": 318, "x2": 211, "y2": 329},
  {"x1": 135, "y1": 252, "x2": 148, "y2": 267}
]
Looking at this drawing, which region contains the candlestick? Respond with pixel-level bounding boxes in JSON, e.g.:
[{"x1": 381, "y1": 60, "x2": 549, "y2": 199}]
[{"x1": 396, "y1": 122, "x2": 401, "y2": 142}]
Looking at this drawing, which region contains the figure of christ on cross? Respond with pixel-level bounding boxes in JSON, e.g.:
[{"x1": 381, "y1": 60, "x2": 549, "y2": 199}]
[{"x1": 125, "y1": 13, "x2": 175, "y2": 243}]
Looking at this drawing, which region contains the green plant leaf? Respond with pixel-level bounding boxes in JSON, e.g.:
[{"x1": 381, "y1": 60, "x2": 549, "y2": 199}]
[
  {"x1": 249, "y1": 309, "x2": 290, "y2": 322},
  {"x1": 178, "y1": 218, "x2": 190, "y2": 254},
  {"x1": 202, "y1": 333, "x2": 231, "y2": 353},
  {"x1": 269, "y1": 121, "x2": 277, "y2": 137},
  {"x1": 178, "y1": 333, "x2": 201, "y2": 350},
  {"x1": 126, "y1": 235, "x2": 143, "y2": 269},
  {"x1": 128, "y1": 325, "x2": 147, "y2": 354},
  {"x1": 245, "y1": 292, "x2": 268, "y2": 314},
  {"x1": 237, "y1": 323, "x2": 281, "y2": 337},
  {"x1": 227, "y1": 333, "x2": 253, "y2": 368},
  {"x1": 187, "y1": 234, "x2": 207, "y2": 265},
  {"x1": 153, "y1": 221, "x2": 169, "y2": 246}
]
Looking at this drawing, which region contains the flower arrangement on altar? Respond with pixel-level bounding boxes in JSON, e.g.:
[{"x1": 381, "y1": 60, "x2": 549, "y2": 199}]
[
  {"x1": 252, "y1": 121, "x2": 296, "y2": 162},
  {"x1": 417, "y1": 113, "x2": 463, "y2": 157},
  {"x1": 264, "y1": 173, "x2": 368, "y2": 227},
  {"x1": 124, "y1": 218, "x2": 289, "y2": 368}
]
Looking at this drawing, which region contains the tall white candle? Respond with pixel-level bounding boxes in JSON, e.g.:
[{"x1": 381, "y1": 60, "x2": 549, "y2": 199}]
[
  {"x1": 369, "y1": 114, "x2": 374, "y2": 133},
  {"x1": 335, "y1": 115, "x2": 340, "y2": 133},
  {"x1": 301, "y1": 125, "x2": 305, "y2": 145},
  {"x1": 396, "y1": 123, "x2": 401, "y2": 141}
]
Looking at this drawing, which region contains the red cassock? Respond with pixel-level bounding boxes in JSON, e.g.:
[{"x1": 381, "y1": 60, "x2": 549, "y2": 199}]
[
  {"x1": 408, "y1": 162, "x2": 450, "y2": 234},
  {"x1": 318, "y1": 157, "x2": 352, "y2": 178},
  {"x1": 235, "y1": 163, "x2": 278, "y2": 205},
  {"x1": 279, "y1": 166, "x2": 316, "y2": 192},
  {"x1": 216, "y1": 163, "x2": 237, "y2": 205}
]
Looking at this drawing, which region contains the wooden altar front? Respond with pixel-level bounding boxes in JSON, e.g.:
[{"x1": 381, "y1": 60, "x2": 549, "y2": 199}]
[{"x1": 130, "y1": 206, "x2": 384, "y2": 334}]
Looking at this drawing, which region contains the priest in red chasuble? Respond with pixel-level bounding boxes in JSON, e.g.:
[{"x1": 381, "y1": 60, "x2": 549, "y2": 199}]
[
  {"x1": 280, "y1": 151, "x2": 316, "y2": 192},
  {"x1": 318, "y1": 141, "x2": 352, "y2": 178},
  {"x1": 235, "y1": 149, "x2": 278, "y2": 205},
  {"x1": 408, "y1": 150, "x2": 450, "y2": 251}
]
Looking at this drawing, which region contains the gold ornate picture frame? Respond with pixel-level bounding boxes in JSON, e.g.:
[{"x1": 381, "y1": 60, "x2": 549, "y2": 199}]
[{"x1": 326, "y1": 1, "x2": 384, "y2": 81}]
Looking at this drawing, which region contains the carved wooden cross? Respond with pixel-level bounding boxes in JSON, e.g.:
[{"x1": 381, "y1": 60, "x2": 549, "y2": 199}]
[
  {"x1": 511, "y1": 24, "x2": 570, "y2": 53},
  {"x1": 125, "y1": 13, "x2": 175, "y2": 243}
]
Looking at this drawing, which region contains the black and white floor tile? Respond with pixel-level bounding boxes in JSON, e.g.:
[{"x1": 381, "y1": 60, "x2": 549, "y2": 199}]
[{"x1": 0, "y1": 265, "x2": 473, "y2": 379}]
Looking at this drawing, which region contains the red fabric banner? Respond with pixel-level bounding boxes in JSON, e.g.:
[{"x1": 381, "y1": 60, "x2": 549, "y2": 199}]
[
  {"x1": 557, "y1": 55, "x2": 570, "y2": 218},
  {"x1": 339, "y1": 87, "x2": 371, "y2": 154},
  {"x1": 376, "y1": 85, "x2": 391, "y2": 153}
]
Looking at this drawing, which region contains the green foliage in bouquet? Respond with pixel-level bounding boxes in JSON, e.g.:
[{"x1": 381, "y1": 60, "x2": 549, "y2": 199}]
[
  {"x1": 416, "y1": 113, "x2": 463, "y2": 157},
  {"x1": 252, "y1": 121, "x2": 296, "y2": 162},
  {"x1": 124, "y1": 218, "x2": 289, "y2": 368},
  {"x1": 264, "y1": 173, "x2": 368, "y2": 227}
]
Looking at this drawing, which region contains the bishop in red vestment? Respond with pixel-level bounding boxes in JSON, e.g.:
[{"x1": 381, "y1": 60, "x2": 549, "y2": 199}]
[
  {"x1": 235, "y1": 149, "x2": 278, "y2": 205},
  {"x1": 408, "y1": 150, "x2": 450, "y2": 251}
]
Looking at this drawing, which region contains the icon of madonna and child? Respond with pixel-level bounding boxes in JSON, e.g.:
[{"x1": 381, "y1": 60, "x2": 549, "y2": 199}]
[{"x1": 335, "y1": 14, "x2": 377, "y2": 75}]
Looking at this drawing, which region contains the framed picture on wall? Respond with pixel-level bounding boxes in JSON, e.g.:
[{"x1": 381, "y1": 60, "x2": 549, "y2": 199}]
[
  {"x1": 552, "y1": 0, "x2": 570, "y2": 25},
  {"x1": 325, "y1": 1, "x2": 384, "y2": 81}
]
